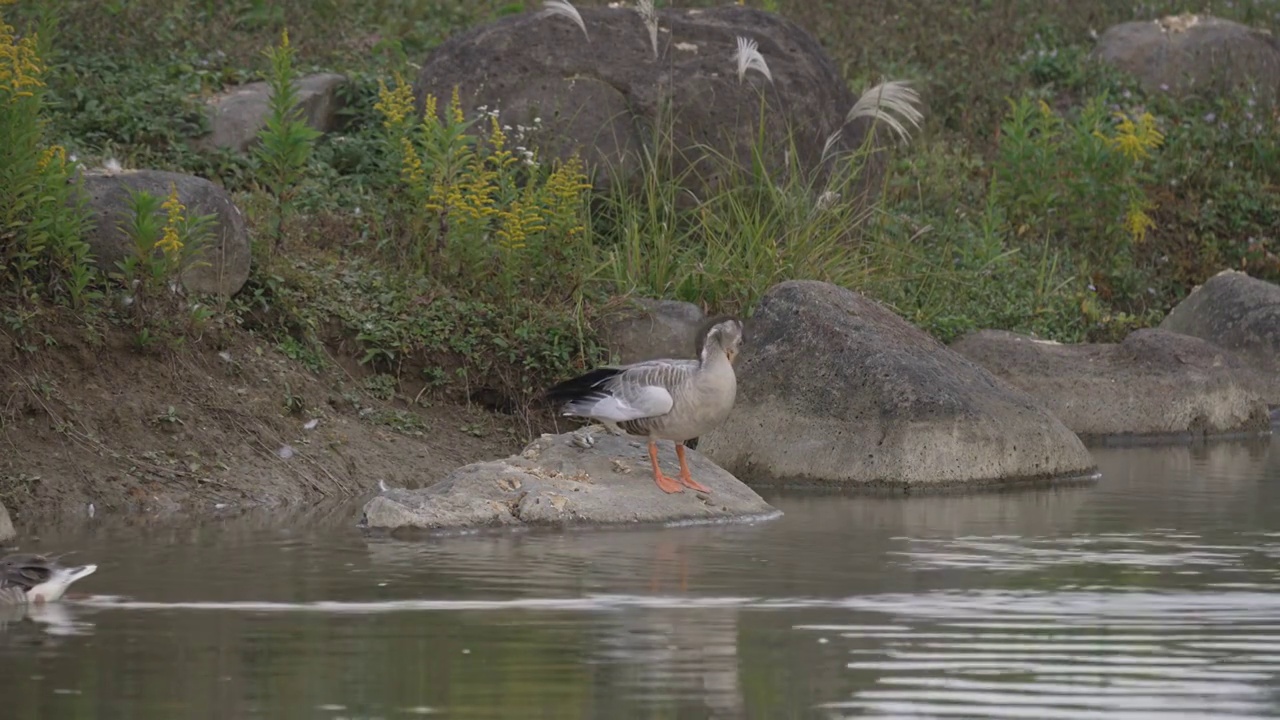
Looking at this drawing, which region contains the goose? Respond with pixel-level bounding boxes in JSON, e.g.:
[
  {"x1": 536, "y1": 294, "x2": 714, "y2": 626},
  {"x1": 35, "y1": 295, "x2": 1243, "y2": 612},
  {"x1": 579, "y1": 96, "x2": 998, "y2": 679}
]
[
  {"x1": 545, "y1": 317, "x2": 744, "y2": 494},
  {"x1": 0, "y1": 553, "x2": 98, "y2": 605}
]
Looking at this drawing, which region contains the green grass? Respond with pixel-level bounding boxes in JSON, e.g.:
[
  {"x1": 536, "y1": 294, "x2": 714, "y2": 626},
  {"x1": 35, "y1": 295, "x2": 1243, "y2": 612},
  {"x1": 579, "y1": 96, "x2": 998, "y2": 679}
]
[{"x1": 3, "y1": 0, "x2": 1279, "y2": 422}]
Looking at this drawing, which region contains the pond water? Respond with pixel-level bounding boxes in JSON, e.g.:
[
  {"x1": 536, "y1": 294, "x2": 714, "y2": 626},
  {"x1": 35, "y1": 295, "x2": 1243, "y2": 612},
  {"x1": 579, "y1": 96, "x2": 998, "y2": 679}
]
[{"x1": 3, "y1": 435, "x2": 1280, "y2": 719}]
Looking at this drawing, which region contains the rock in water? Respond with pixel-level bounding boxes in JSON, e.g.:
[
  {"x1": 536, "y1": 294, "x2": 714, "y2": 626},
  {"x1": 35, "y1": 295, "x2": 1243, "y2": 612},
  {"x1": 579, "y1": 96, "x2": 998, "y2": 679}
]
[
  {"x1": 698, "y1": 280, "x2": 1097, "y2": 489},
  {"x1": 1159, "y1": 270, "x2": 1280, "y2": 406},
  {"x1": 360, "y1": 432, "x2": 778, "y2": 532},
  {"x1": 951, "y1": 328, "x2": 1271, "y2": 440}
]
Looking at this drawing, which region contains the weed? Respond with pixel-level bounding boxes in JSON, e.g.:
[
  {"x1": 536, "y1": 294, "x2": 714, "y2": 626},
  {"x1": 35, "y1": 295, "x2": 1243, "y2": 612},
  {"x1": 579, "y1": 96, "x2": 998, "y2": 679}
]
[
  {"x1": 0, "y1": 0, "x2": 94, "y2": 304},
  {"x1": 255, "y1": 28, "x2": 321, "y2": 253}
]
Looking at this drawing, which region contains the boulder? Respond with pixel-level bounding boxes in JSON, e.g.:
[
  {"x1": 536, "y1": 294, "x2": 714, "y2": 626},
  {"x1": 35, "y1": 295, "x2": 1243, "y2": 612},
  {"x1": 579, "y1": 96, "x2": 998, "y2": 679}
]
[
  {"x1": 193, "y1": 73, "x2": 348, "y2": 153},
  {"x1": 1160, "y1": 269, "x2": 1280, "y2": 405},
  {"x1": 360, "y1": 431, "x2": 778, "y2": 532},
  {"x1": 600, "y1": 298, "x2": 705, "y2": 364},
  {"x1": 414, "y1": 5, "x2": 889, "y2": 198},
  {"x1": 0, "y1": 499, "x2": 12, "y2": 542},
  {"x1": 79, "y1": 169, "x2": 251, "y2": 296},
  {"x1": 697, "y1": 281, "x2": 1096, "y2": 489},
  {"x1": 950, "y1": 328, "x2": 1271, "y2": 440},
  {"x1": 1094, "y1": 15, "x2": 1280, "y2": 105}
]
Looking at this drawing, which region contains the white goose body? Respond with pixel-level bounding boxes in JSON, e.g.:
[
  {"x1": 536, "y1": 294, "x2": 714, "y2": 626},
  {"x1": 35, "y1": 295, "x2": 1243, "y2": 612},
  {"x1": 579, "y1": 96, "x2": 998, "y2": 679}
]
[
  {"x1": 546, "y1": 318, "x2": 744, "y2": 494},
  {"x1": 0, "y1": 553, "x2": 98, "y2": 605}
]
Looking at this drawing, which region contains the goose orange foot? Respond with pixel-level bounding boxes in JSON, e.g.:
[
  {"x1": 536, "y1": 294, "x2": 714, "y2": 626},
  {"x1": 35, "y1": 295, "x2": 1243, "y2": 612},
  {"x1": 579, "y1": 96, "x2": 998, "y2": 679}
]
[
  {"x1": 675, "y1": 444, "x2": 712, "y2": 493},
  {"x1": 647, "y1": 440, "x2": 684, "y2": 494}
]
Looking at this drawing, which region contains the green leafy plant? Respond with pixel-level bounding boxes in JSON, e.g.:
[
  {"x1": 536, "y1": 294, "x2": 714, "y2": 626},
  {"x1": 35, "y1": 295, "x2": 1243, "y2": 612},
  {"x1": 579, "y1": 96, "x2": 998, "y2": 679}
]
[
  {"x1": 112, "y1": 184, "x2": 216, "y2": 330},
  {"x1": 255, "y1": 28, "x2": 321, "y2": 252},
  {"x1": 0, "y1": 1, "x2": 95, "y2": 304}
]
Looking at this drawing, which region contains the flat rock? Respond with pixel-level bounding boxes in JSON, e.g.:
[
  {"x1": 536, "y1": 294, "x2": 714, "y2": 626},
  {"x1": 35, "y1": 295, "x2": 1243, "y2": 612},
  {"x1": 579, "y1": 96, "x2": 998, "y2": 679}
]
[
  {"x1": 0, "y1": 500, "x2": 12, "y2": 541},
  {"x1": 1160, "y1": 269, "x2": 1280, "y2": 405},
  {"x1": 194, "y1": 72, "x2": 348, "y2": 153},
  {"x1": 599, "y1": 298, "x2": 705, "y2": 364},
  {"x1": 950, "y1": 328, "x2": 1271, "y2": 440},
  {"x1": 360, "y1": 431, "x2": 778, "y2": 532},
  {"x1": 1094, "y1": 15, "x2": 1280, "y2": 105},
  {"x1": 78, "y1": 168, "x2": 251, "y2": 296},
  {"x1": 414, "y1": 6, "x2": 888, "y2": 199},
  {"x1": 698, "y1": 280, "x2": 1097, "y2": 489}
]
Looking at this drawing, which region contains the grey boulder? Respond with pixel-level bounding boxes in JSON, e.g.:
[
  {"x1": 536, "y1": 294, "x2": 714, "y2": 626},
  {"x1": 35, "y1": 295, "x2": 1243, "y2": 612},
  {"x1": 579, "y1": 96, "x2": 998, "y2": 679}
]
[
  {"x1": 414, "y1": 5, "x2": 888, "y2": 198},
  {"x1": 0, "y1": 500, "x2": 12, "y2": 541},
  {"x1": 599, "y1": 298, "x2": 706, "y2": 365},
  {"x1": 194, "y1": 73, "x2": 348, "y2": 153},
  {"x1": 950, "y1": 328, "x2": 1271, "y2": 440},
  {"x1": 1160, "y1": 269, "x2": 1280, "y2": 405},
  {"x1": 361, "y1": 431, "x2": 778, "y2": 532},
  {"x1": 1094, "y1": 15, "x2": 1280, "y2": 105},
  {"x1": 79, "y1": 169, "x2": 251, "y2": 296},
  {"x1": 698, "y1": 281, "x2": 1097, "y2": 489}
]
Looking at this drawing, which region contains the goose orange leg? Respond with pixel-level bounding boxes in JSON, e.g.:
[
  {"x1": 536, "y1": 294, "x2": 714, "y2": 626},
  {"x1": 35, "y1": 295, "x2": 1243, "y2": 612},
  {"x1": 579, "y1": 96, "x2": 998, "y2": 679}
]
[
  {"x1": 648, "y1": 440, "x2": 684, "y2": 494},
  {"x1": 675, "y1": 443, "x2": 712, "y2": 493}
]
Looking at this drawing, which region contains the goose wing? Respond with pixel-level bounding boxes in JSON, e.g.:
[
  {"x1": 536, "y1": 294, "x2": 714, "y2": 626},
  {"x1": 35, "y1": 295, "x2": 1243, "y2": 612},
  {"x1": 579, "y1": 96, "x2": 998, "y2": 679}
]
[{"x1": 556, "y1": 359, "x2": 697, "y2": 422}]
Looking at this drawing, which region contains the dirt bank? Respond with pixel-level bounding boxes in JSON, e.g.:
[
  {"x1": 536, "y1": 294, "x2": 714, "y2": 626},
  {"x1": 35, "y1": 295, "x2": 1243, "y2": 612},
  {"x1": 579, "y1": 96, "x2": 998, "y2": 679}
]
[{"x1": 0, "y1": 318, "x2": 530, "y2": 525}]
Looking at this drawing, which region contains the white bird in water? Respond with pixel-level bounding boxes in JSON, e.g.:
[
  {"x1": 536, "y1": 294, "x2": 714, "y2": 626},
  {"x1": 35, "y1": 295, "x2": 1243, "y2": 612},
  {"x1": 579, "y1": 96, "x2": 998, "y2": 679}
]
[
  {"x1": 545, "y1": 317, "x2": 744, "y2": 494},
  {"x1": 0, "y1": 553, "x2": 98, "y2": 605}
]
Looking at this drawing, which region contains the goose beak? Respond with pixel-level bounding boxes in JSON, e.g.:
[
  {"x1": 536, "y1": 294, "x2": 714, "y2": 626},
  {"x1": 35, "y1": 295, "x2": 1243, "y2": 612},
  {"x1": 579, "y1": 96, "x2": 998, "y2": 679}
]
[{"x1": 726, "y1": 348, "x2": 737, "y2": 364}]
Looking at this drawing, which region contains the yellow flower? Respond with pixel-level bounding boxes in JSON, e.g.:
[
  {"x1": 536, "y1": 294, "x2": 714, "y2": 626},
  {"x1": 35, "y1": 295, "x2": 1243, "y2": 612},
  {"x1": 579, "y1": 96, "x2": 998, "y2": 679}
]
[
  {"x1": 156, "y1": 184, "x2": 185, "y2": 255},
  {"x1": 374, "y1": 73, "x2": 415, "y2": 130},
  {"x1": 1095, "y1": 111, "x2": 1164, "y2": 162},
  {"x1": 1124, "y1": 197, "x2": 1156, "y2": 244},
  {"x1": 0, "y1": 17, "x2": 45, "y2": 100},
  {"x1": 449, "y1": 85, "x2": 464, "y2": 125},
  {"x1": 280, "y1": 28, "x2": 290, "y2": 49},
  {"x1": 399, "y1": 136, "x2": 426, "y2": 189},
  {"x1": 37, "y1": 144, "x2": 66, "y2": 171}
]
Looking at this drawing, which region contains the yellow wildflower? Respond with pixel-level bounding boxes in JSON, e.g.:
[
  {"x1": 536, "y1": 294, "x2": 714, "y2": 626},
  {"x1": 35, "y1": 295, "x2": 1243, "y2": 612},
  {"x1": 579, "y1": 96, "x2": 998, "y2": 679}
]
[
  {"x1": 37, "y1": 144, "x2": 66, "y2": 171},
  {"x1": 497, "y1": 197, "x2": 545, "y2": 253},
  {"x1": 487, "y1": 116, "x2": 515, "y2": 169},
  {"x1": 280, "y1": 28, "x2": 290, "y2": 49},
  {"x1": 156, "y1": 184, "x2": 185, "y2": 255},
  {"x1": 1095, "y1": 111, "x2": 1164, "y2": 162},
  {"x1": 0, "y1": 17, "x2": 44, "y2": 100},
  {"x1": 422, "y1": 93, "x2": 438, "y2": 128},
  {"x1": 1123, "y1": 197, "x2": 1156, "y2": 244},
  {"x1": 544, "y1": 154, "x2": 592, "y2": 238},
  {"x1": 399, "y1": 136, "x2": 426, "y2": 189},
  {"x1": 449, "y1": 85, "x2": 464, "y2": 125},
  {"x1": 374, "y1": 73, "x2": 415, "y2": 130}
]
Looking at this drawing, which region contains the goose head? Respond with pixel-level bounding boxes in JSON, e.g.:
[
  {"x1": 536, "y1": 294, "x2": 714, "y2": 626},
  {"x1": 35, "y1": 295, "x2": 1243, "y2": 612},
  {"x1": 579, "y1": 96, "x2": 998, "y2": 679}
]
[{"x1": 697, "y1": 317, "x2": 745, "y2": 365}]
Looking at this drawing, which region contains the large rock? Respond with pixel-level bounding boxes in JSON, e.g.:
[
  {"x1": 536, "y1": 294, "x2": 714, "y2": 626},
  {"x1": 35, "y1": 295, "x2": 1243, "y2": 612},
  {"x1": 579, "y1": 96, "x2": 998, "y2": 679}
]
[
  {"x1": 79, "y1": 169, "x2": 251, "y2": 296},
  {"x1": 193, "y1": 73, "x2": 348, "y2": 153},
  {"x1": 599, "y1": 298, "x2": 705, "y2": 364},
  {"x1": 414, "y1": 5, "x2": 888, "y2": 198},
  {"x1": 698, "y1": 281, "x2": 1096, "y2": 489},
  {"x1": 1094, "y1": 15, "x2": 1280, "y2": 105},
  {"x1": 360, "y1": 431, "x2": 778, "y2": 532},
  {"x1": 0, "y1": 500, "x2": 12, "y2": 541},
  {"x1": 1160, "y1": 270, "x2": 1280, "y2": 405},
  {"x1": 950, "y1": 328, "x2": 1271, "y2": 440}
]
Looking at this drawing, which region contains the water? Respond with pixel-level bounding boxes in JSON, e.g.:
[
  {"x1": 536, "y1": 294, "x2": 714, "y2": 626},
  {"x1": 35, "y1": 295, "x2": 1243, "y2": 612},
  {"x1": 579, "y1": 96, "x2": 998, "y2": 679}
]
[{"x1": 2, "y1": 436, "x2": 1279, "y2": 719}]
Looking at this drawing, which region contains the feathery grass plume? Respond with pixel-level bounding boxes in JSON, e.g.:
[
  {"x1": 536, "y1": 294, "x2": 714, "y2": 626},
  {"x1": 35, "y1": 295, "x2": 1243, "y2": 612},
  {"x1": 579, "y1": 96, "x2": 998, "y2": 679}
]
[
  {"x1": 541, "y1": 0, "x2": 589, "y2": 41},
  {"x1": 845, "y1": 80, "x2": 924, "y2": 145},
  {"x1": 733, "y1": 36, "x2": 773, "y2": 84},
  {"x1": 636, "y1": 0, "x2": 658, "y2": 58},
  {"x1": 819, "y1": 128, "x2": 843, "y2": 164}
]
